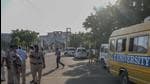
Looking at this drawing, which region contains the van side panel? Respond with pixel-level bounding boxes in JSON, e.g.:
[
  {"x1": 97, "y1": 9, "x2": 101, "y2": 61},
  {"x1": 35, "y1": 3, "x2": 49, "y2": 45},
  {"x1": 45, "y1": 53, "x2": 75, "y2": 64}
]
[
  {"x1": 109, "y1": 60, "x2": 150, "y2": 84},
  {"x1": 109, "y1": 28, "x2": 150, "y2": 84}
]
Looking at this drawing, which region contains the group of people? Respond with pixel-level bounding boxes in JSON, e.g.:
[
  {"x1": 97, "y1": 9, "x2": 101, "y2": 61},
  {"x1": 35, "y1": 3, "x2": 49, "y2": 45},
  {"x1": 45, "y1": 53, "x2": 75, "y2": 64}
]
[
  {"x1": 1, "y1": 45, "x2": 100, "y2": 84},
  {"x1": 1, "y1": 45, "x2": 46, "y2": 84},
  {"x1": 1, "y1": 45, "x2": 27, "y2": 84},
  {"x1": 1, "y1": 45, "x2": 65, "y2": 84}
]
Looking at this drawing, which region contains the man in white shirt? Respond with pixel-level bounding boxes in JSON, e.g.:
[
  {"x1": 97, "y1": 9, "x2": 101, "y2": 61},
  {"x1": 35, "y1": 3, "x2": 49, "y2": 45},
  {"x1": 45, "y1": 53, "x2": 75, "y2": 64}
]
[{"x1": 16, "y1": 46, "x2": 27, "y2": 84}]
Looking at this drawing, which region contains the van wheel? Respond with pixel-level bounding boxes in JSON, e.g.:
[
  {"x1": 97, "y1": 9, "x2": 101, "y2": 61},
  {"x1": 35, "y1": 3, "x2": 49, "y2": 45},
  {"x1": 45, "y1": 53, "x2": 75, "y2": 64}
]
[{"x1": 120, "y1": 72, "x2": 129, "y2": 84}]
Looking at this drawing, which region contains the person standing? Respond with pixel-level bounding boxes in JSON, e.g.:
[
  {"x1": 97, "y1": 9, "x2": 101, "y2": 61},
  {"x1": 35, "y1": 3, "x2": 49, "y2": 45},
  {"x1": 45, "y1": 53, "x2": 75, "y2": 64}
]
[
  {"x1": 55, "y1": 48, "x2": 65, "y2": 68},
  {"x1": 1, "y1": 49, "x2": 6, "y2": 81},
  {"x1": 16, "y1": 46, "x2": 27, "y2": 84},
  {"x1": 29, "y1": 45, "x2": 45, "y2": 84},
  {"x1": 88, "y1": 48, "x2": 93, "y2": 64},
  {"x1": 6, "y1": 45, "x2": 22, "y2": 84},
  {"x1": 29, "y1": 46, "x2": 35, "y2": 84},
  {"x1": 41, "y1": 48, "x2": 46, "y2": 56}
]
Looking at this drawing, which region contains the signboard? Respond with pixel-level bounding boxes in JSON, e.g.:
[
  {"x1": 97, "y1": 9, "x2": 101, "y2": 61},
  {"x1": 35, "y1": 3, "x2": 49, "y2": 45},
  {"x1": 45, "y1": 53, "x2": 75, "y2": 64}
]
[{"x1": 112, "y1": 54, "x2": 150, "y2": 67}]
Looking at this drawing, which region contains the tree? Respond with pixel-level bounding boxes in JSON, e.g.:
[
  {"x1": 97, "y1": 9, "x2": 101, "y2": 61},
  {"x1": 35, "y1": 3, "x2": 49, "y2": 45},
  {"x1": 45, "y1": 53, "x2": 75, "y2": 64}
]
[
  {"x1": 83, "y1": 7, "x2": 115, "y2": 49},
  {"x1": 83, "y1": 0, "x2": 150, "y2": 49},
  {"x1": 69, "y1": 32, "x2": 83, "y2": 48},
  {"x1": 114, "y1": 0, "x2": 150, "y2": 26},
  {"x1": 69, "y1": 32, "x2": 97, "y2": 49},
  {"x1": 11, "y1": 36, "x2": 20, "y2": 46},
  {"x1": 11, "y1": 29, "x2": 39, "y2": 48}
]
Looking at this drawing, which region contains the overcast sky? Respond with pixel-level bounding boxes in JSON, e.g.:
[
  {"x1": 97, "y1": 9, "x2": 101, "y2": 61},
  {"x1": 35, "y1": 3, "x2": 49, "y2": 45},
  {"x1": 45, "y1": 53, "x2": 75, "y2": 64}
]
[{"x1": 1, "y1": 0, "x2": 116, "y2": 35}]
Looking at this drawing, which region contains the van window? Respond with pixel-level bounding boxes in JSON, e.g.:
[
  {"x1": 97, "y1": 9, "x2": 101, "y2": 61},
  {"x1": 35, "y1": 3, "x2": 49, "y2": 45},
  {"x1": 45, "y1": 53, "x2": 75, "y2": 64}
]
[
  {"x1": 116, "y1": 38, "x2": 126, "y2": 52},
  {"x1": 110, "y1": 39, "x2": 115, "y2": 51},
  {"x1": 69, "y1": 48, "x2": 75, "y2": 51},
  {"x1": 77, "y1": 49, "x2": 86, "y2": 52},
  {"x1": 101, "y1": 47, "x2": 108, "y2": 53},
  {"x1": 129, "y1": 35, "x2": 148, "y2": 53}
]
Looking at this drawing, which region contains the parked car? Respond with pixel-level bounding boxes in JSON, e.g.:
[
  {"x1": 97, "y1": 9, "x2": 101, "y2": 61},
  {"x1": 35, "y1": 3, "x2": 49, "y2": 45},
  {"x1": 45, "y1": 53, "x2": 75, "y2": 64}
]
[
  {"x1": 74, "y1": 47, "x2": 88, "y2": 59},
  {"x1": 64, "y1": 47, "x2": 76, "y2": 56}
]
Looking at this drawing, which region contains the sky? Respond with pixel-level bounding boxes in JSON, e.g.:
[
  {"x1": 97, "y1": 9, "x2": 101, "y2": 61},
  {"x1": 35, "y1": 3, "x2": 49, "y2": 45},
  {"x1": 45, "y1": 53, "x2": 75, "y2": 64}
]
[{"x1": 1, "y1": 0, "x2": 116, "y2": 35}]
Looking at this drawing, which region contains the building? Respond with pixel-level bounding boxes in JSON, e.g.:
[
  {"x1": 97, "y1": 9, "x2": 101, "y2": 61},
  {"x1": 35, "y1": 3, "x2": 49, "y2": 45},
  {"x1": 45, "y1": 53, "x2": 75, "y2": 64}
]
[
  {"x1": 1, "y1": 33, "x2": 12, "y2": 49},
  {"x1": 39, "y1": 31, "x2": 71, "y2": 50},
  {"x1": 1, "y1": 33, "x2": 12, "y2": 42}
]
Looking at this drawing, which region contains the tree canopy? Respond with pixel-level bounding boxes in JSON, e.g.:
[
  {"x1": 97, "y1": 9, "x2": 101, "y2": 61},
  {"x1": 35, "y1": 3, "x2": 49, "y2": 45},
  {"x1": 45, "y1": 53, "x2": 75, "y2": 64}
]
[
  {"x1": 82, "y1": 0, "x2": 150, "y2": 49},
  {"x1": 11, "y1": 29, "x2": 39, "y2": 48}
]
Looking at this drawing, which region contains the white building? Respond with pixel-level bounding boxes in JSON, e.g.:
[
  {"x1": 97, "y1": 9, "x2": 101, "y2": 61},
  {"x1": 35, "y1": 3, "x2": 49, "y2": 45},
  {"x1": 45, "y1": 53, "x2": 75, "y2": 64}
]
[
  {"x1": 1, "y1": 33, "x2": 12, "y2": 49},
  {"x1": 39, "y1": 31, "x2": 71, "y2": 50},
  {"x1": 1, "y1": 33, "x2": 12, "y2": 43}
]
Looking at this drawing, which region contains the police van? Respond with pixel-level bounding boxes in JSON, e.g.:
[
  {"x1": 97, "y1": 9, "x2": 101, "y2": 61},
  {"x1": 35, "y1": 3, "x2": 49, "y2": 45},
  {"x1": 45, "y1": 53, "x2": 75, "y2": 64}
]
[{"x1": 108, "y1": 22, "x2": 150, "y2": 84}]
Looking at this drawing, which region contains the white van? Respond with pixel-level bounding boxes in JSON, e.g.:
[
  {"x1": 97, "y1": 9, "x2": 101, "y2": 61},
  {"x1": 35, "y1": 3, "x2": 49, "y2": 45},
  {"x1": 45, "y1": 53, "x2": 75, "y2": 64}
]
[
  {"x1": 99, "y1": 44, "x2": 109, "y2": 67},
  {"x1": 74, "y1": 47, "x2": 88, "y2": 59},
  {"x1": 64, "y1": 47, "x2": 76, "y2": 56}
]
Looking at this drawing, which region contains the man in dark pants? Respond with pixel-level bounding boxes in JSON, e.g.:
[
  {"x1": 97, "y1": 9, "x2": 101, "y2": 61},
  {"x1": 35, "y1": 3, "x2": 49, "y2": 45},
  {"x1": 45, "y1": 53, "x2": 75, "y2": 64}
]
[
  {"x1": 29, "y1": 45, "x2": 46, "y2": 84},
  {"x1": 6, "y1": 45, "x2": 22, "y2": 84},
  {"x1": 55, "y1": 48, "x2": 65, "y2": 68},
  {"x1": 16, "y1": 46, "x2": 27, "y2": 84}
]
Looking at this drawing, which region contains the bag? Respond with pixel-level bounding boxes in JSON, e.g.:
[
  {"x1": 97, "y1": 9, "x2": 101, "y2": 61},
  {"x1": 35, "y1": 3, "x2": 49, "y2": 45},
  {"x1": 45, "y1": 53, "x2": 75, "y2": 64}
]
[{"x1": 14, "y1": 55, "x2": 22, "y2": 73}]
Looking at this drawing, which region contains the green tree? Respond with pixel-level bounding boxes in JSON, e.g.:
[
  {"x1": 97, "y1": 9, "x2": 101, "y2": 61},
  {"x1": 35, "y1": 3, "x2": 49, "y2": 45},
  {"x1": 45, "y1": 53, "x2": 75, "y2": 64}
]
[
  {"x1": 69, "y1": 32, "x2": 96, "y2": 49},
  {"x1": 69, "y1": 32, "x2": 83, "y2": 48},
  {"x1": 83, "y1": 0, "x2": 150, "y2": 49},
  {"x1": 11, "y1": 29, "x2": 39, "y2": 48},
  {"x1": 83, "y1": 8, "x2": 115, "y2": 49},
  {"x1": 11, "y1": 36, "x2": 20, "y2": 46}
]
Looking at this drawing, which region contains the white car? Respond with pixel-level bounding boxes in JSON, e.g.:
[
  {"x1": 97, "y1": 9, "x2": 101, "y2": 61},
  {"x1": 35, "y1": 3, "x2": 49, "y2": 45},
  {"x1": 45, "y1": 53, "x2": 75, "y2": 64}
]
[
  {"x1": 74, "y1": 47, "x2": 88, "y2": 59},
  {"x1": 64, "y1": 47, "x2": 75, "y2": 56}
]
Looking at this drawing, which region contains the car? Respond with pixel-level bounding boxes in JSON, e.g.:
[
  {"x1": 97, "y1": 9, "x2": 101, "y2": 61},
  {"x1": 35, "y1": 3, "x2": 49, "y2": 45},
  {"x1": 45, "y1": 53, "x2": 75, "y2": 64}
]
[
  {"x1": 64, "y1": 47, "x2": 76, "y2": 56},
  {"x1": 74, "y1": 47, "x2": 88, "y2": 59}
]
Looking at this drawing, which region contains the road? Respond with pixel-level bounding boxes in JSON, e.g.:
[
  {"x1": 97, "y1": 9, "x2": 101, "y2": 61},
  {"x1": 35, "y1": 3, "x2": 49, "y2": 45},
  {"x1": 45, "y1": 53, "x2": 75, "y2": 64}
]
[{"x1": 1, "y1": 52, "x2": 120, "y2": 84}]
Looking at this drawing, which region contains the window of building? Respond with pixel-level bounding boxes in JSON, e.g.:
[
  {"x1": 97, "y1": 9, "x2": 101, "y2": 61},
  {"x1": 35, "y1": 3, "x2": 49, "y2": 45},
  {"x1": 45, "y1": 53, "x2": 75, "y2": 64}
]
[
  {"x1": 129, "y1": 35, "x2": 148, "y2": 53},
  {"x1": 116, "y1": 38, "x2": 126, "y2": 52},
  {"x1": 110, "y1": 39, "x2": 115, "y2": 51}
]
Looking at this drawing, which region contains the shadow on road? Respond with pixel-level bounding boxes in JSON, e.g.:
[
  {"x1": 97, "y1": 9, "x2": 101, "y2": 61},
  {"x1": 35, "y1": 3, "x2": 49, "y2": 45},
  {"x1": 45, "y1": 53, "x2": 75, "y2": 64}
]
[
  {"x1": 42, "y1": 68, "x2": 57, "y2": 76},
  {"x1": 64, "y1": 63, "x2": 88, "y2": 77},
  {"x1": 68, "y1": 62, "x2": 86, "y2": 68},
  {"x1": 61, "y1": 55, "x2": 74, "y2": 58},
  {"x1": 72, "y1": 57, "x2": 88, "y2": 61},
  {"x1": 25, "y1": 68, "x2": 58, "y2": 77},
  {"x1": 63, "y1": 62, "x2": 120, "y2": 84}
]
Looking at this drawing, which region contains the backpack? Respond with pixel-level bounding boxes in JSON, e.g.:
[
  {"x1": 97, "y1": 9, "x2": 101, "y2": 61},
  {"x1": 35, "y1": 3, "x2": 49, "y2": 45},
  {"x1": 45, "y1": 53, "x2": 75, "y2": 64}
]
[{"x1": 13, "y1": 54, "x2": 23, "y2": 73}]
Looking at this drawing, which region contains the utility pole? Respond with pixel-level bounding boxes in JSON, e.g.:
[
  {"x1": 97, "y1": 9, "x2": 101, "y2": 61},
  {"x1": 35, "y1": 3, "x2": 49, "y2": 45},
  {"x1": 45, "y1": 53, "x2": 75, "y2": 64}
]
[
  {"x1": 66, "y1": 28, "x2": 71, "y2": 48},
  {"x1": 75, "y1": 32, "x2": 77, "y2": 48}
]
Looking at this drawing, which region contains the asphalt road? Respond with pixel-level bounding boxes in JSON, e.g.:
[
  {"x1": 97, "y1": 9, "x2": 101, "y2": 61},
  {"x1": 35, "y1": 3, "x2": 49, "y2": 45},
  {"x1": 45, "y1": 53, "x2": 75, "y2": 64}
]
[{"x1": 1, "y1": 52, "x2": 120, "y2": 84}]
